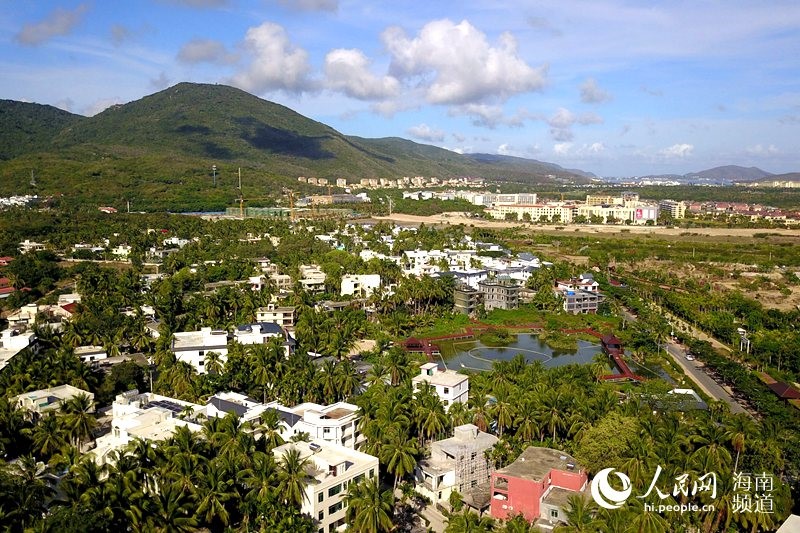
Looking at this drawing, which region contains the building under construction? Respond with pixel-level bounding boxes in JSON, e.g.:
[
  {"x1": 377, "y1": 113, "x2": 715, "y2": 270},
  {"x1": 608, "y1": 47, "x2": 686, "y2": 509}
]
[{"x1": 414, "y1": 424, "x2": 498, "y2": 506}]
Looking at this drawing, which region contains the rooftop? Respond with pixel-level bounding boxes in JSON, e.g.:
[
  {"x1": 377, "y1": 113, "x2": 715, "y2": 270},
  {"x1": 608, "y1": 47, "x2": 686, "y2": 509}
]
[
  {"x1": 172, "y1": 328, "x2": 229, "y2": 350},
  {"x1": 272, "y1": 440, "x2": 376, "y2": 482},
  {"x1": 413, "y1": 368, "x2": 469, "y2": 387},
  {"x1": 496, "y1": 447, "x2": 582, "y2": 482}
]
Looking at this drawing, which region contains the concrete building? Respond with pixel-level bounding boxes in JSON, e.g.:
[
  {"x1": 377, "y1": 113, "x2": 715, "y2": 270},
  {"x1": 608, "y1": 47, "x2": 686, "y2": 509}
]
[
  {"x1": 256, "y1": 304, "x2": 297, "y2": 329},
  {"x1": 75, "y1": 345, "x2": 108, "y2": 363},
  {"x1": 171, "y1": 327, "x2": 229, "y2": 374},
  {"x1": 412, "y1": 363, "x2": 469, "y2": 410},
  {"x1": 555, "y1": 274, "x2": 602, "y2": 314},
  {"x1": 91, "y1": 391, "x2": 204, "y2": 464},
  {"x1": 454, "y1": 283, "x2": 482, "y2": 315},
  {"x1": 272, "y1": 440, "x2": 379, "y2": 533},
  {"x1": 487, "y1": 204, "x2": 575, "y2": 223},
  {"x1": 490, "y1": 447, "x2": 588, "y2": 527},
  {"x1": 266, "y1": 401, "x2": 363, "y2": 449},
  {"x1": 206, "y1": 391, "x2": 269, "y2": 426},
  {"x1": 478, "y1": 277, "x2": 521, "y2": 311},
  {"x1": 340, "y1": 274, "x2": 381, "y2": 298},
  {"x1": 233, "y1": 322, "x2": 294, "y2": 357},
  {"x1": 658, "y1": 199, "x2": 687, "y2": 219},
  {"x1": 14, "y1": 385, "x2": 95, "y2": 417},
  {"x1": 299, "y1": 265, "x2": 327, "y2": 293},
  {"x1": 415, "y1": 424, "x2": 498, "y2": 504},
  {"x1": 0, "y1": 328, "x2": 37, "y2": 371}
]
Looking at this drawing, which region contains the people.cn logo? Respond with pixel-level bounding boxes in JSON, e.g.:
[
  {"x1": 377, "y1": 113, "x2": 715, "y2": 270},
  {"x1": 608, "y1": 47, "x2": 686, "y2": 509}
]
[{"x1": 590, "y1": 468, "x2": 633, "y2": 510}]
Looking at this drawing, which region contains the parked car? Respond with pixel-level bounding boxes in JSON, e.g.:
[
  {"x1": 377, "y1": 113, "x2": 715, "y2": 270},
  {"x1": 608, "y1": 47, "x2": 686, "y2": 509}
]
[{"x1": 685, "y1": 352, "x2": 694, "y2": 361}]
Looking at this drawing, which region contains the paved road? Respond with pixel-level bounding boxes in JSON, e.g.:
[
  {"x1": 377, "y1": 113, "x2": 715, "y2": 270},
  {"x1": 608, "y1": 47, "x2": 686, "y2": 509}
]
[{"x1": 621, "y1": 310, "x2": 746, "y2": 414}]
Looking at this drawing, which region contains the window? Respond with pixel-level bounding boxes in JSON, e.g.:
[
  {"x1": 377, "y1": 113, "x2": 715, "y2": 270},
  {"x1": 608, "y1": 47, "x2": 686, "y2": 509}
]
[
  {"x1": 323, "y1": 427, "x2": 331, "y2": 434},
  {"x1": 370, "y1": 469, "x2": 375, "y2": 479},
  {"x1": 354, "y1": 473, "x2": 365, "y2": 484},
  {"x1": 199, "y1": 351, "x2": 205, "y2": 356},
  {"x1": 318, "y1": 493, "x2": 324, "y2": 503},
  {"x1": 328, "y1": 501, "x2": 343, "y2": 515},
  {"x1": 318, "y1": 511, "x2": 324, "y2": 521},
  {"x1": 550, "y1": 509, "x2": 559, "y2": 519},
  {"x1": 328, "y1": 484, "x2": 342, "y2": 497},
  {"x1": 444, "y1": 387, "x2": 449, "y2": 394}
]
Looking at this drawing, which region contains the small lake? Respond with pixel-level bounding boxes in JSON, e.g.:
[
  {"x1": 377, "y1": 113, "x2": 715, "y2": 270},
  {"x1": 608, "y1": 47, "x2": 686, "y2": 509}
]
[{"x1": 436, "y1": 333, "x2": 609, "y2": 372}]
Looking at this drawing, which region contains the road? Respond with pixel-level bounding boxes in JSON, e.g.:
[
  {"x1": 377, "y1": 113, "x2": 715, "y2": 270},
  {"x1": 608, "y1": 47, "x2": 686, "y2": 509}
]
[{"x1": 621, "y1": 310, "x2": 746, "y2": 414}]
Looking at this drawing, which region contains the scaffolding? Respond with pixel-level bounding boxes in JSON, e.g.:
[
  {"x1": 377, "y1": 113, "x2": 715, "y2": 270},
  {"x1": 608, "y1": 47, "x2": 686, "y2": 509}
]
[{"x1": 453, "y1": 440, "x2": 494, "y2": 494}]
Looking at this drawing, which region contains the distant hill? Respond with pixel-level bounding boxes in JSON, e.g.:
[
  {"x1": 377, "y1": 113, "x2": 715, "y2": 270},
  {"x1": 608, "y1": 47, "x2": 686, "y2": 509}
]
[
  {"x1": 0, "y1": 83, "x2": 590, "y2": 211},
  {"x1": 464, "y1": 153, "x2": 596, "y2": 180},
  {"x1": 0, "y1": 100, "x2": 83, "y2": 160},
  {"x1": 687, "y1": 165, "x2": 773, "y2": 182},
  {"x1": 752, "y1": 172, "x2": 800, "y2": 183}
]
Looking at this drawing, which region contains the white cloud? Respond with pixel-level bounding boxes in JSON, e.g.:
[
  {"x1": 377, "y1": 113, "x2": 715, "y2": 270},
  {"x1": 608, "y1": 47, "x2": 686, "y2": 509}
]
[
  {"x1": 586, "y1": 142, "x2": 605, "y2": 154},
  {"x1": 382, "y1": 19, "x2": 547, "y2": 105},
  {"x1": 150, "y1": 72, "x2": 171, "y2": 90},
  {"x1": 746, "y1": 144, "x2": 779, "y2": 156},
  {"x1": 177, "y1": 38, "x2": 238, "y2": 65},
  {"x1": 553, "y1": 142, "x2": 572, "y2": 155},
  {"x1": 497, "y1": 143, "x2": 512, "y2": 156},
  {"x1": 580, "y1": 78, "x2": 612, "y2": 103},
  {"x1": 230, "y1": 22, "x2": 315, "y2": 94},
  {"x1": 324, "y1": 49, "x2": 399, "y2": 100},
  {"x1": 15, "y1": 4, "x2": 88, "y2": 46},
  {"x1": 277, "y1": 0, "x2": 337, "y2": 11},
  {"x1": 55, "y1": 98, "x2": 74, "y2": 113},
  {"x1": 547, "y1": 108, "x2": 602, "y2": 141},
  {"x1": 660, "y1": 143, "x2": 694, "y2": 158},
  {"x1": 407, "y1": 124, "x2": 445, "y2": 142},
  {"x1": 84, "y1": 97, "x2": 124, "y2": 117}
]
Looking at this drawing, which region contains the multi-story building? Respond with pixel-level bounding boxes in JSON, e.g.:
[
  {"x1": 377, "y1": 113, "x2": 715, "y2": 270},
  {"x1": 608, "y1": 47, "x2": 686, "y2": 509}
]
[
  {"x1": 171, "y1": 327, "x2": 229, "y2": 374},
  {"x1": 412, "y1": 363, "x2": 469, "y2": 410},
  {"x1": 91, "y1": 391, "x2": 204, "y2": 464},
  {"x1": 454, "y1": 283, "x2": 482, "y2": 315},
  {"x1": 233, "y1": 322, "x2": 294, "y2": 357},
  {"x1": 555, "y1": 274, "x2": 602, "y2": 314},
  {"x1": 272, "y1": 440, "x2": 379, "y2": 533},
  {"x1": 658, "y1": 199, "x2": 687, "y2": 219},
  {"x1": 415, "y1": 424, "x2": 498, "y2": 504},
  {"x1": 266, "y1": 401, "x2": 363, "y2": 449},
  {"x1": 340, "y1": 274, "x2": 381, "y2": 298},
  {"x1": 256, "y1": 304, "x2": 297, "y2": 329},
  {"x1": 487, "y1": 204, "x2": 575, "y2": 223},
  {"x1": 299, "y1": 265, "x2": 327, "y2": 293},
  {"x1": 206, "y1": 391, "x2": 269, "y2": 426},
  {"x1": 489, "y1": 447, "x2": 588, "y2": 526},
  {"x1": 478, "y1": 277, "x2": 520, "y2": 311},
  {"x1": 14, "y1": 385, "x2": 94, "y2": 418}
]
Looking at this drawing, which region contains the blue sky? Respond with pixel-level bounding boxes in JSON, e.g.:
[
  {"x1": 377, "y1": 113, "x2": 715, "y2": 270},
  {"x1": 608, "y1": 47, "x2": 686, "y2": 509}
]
[{"x1": 2, "y1": 0, "x2": 799, "y2": 177}]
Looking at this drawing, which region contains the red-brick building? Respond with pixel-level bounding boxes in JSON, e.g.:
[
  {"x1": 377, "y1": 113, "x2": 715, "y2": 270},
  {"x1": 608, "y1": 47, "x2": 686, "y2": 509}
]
[{"x1": 490, "y1": 447, "x2": 588, "y2": 526}]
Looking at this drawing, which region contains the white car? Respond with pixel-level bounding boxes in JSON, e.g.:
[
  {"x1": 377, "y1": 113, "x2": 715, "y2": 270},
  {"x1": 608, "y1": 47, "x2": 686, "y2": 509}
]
[{"x1": 685, "y1": 353, "x2": 694, "y2": 361}]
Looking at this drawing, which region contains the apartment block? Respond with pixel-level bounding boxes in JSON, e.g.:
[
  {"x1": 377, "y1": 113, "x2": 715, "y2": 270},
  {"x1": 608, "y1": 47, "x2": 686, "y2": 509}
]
[
  {"x1": 272, "y1": 440, "x2": 379, "y2": 533},
  {"x1": 266, "y1": 401, "x2": 364, "y2": 449},
  {"x1": 412, "y1": 363, "x2": 469, "y2": 410}
]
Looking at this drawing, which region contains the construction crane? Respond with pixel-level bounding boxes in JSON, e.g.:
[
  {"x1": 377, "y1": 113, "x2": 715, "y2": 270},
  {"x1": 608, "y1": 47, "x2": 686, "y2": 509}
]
[{"x1": 281, "y1": 187, "x2": 297, "y2": 223}]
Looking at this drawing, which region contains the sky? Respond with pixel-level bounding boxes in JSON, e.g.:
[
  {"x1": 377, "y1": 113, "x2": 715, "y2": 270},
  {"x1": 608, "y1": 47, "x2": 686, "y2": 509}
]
[{"x1": 2, "y1": 1, "x2": 800, "y2": 177}]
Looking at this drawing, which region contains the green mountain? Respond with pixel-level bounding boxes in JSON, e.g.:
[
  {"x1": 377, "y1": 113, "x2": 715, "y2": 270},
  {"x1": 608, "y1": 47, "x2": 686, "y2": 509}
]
[{"x1": 0, "y1": 83, "x2": 589, "y2": 211}]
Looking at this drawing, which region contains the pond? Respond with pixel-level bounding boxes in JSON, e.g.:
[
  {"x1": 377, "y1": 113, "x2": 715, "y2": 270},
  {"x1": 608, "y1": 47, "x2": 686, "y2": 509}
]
[{"x1": 435, "y1": 333, "x2": 611, "y2": 372}]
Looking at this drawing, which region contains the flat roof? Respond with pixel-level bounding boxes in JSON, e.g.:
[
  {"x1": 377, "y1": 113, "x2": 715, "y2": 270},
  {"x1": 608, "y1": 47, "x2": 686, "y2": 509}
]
[
  {"x1": 496, "y1": 447, "x2": 582, "y2": 482},
  {"x1": 413, "y1": 370, "x2": 468, "y2": 387},
  {"x1": 172, "y1": 330, "x2": 228, "y2": 351},
  {"x1": 542, "y1": 486, "x2": 586, "y2": 508}
]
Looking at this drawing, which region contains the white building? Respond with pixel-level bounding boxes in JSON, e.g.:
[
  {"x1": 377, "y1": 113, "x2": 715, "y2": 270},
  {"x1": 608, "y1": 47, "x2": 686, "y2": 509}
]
[
  {"x1": 233, "y1": 322, "x2": 293, "y2": 357},
  {"x1": 299, "y1": 265, "x2": 327, "y2": 293},
  {"x1": 0, "y1": 328, "x2": 37, "y2": 371},
  {"x1": 340, "y1": 274, "x2": 381, "y2": 298},
  {"x1": 206, "y1": 391, "x2": 269, "y2": 426},
  {"x1": 415, "y1": 424, "x2": 498, "y2": 504},
  {"x1": 266, "y1": 401, "x2": 364, "y2": 449},
  {"x1": 111, "y1": 244, "x2": 132, "y2": 259},
  {"x1": 412, "y1": 363, "x2": 469, "y2": 410},
  {"x1": 171, "y1": 327, "x2": 229, "y2": 374},
  {"x1": 256, "y1": 304, "x2": 297, "y2": 329},
  {"x1": 14, "y1": 384, "x2": 95, "y2": 417},
  {"x1": 75, "y1": 345, "x2": 108, "y2": 363},
  {"x1": 272, "y1": 440, "x2": 379, "y2": 533},
  {"x1": 91, "y1": 391, "x2": 204, "y2": 464},
  {"x1": 19, "y1": 239, "x2": 45, "y2": 254}
]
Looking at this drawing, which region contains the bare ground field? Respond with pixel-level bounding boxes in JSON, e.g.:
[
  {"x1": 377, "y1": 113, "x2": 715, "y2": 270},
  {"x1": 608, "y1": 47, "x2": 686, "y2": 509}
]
[{"x1": 376, "y1": 213, "x2": 800, "y2": 240}]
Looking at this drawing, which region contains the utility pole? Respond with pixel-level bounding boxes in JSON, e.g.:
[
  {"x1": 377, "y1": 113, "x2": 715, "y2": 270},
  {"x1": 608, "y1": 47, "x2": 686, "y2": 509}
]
[
  {"x1": 127, "y1": 200, "x2": 130, "y2": 213},
  {"x1": 212, "y1": 165, "x2": 217, "y2": 187},
  {"x1": 238, "y1": 167, "x2": 242, "y2": 191},
  {"x1": 387, "y1": 196, "x2": 393, "y2": 216}
]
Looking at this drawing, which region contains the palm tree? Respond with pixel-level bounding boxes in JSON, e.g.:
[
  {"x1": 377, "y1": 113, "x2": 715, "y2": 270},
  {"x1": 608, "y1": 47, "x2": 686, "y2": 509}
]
[
  {"x1": 204, "y1": 350, "x2": 225, "y2": 375},
  {"x1": 238, "y1": 450, "x2": 277, "y2": 505},
  {"x1": 445, "y1": 508, "x2": 495, "y2": 532},
  {"x1": 343, "y1": 476, "x2": 394, "y2": 533},
  {"x1": 196, "y1": 465, "x2": 237, "y2": 527},
  {"x1": 277, "y1": 446, "x2": 312, "y2": 508},
  {"x1": 554, "y1": 494, "x2": 598, "y2": 532},
  {"x1": 27, "y1": 412, "x2": 69, "y2": 459},
  {"x1": 258, "y1": 408, "x2": 286, "y2": 450},
  {"x1": 61, "y1": 392, "x2": 97, "y2": 448},
  {"x1": 380, "y1": 431, "x2": 418, "y2": 489},
  {"x1": 142, "y1": 482, "x2": 199, "y2": 533}
]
